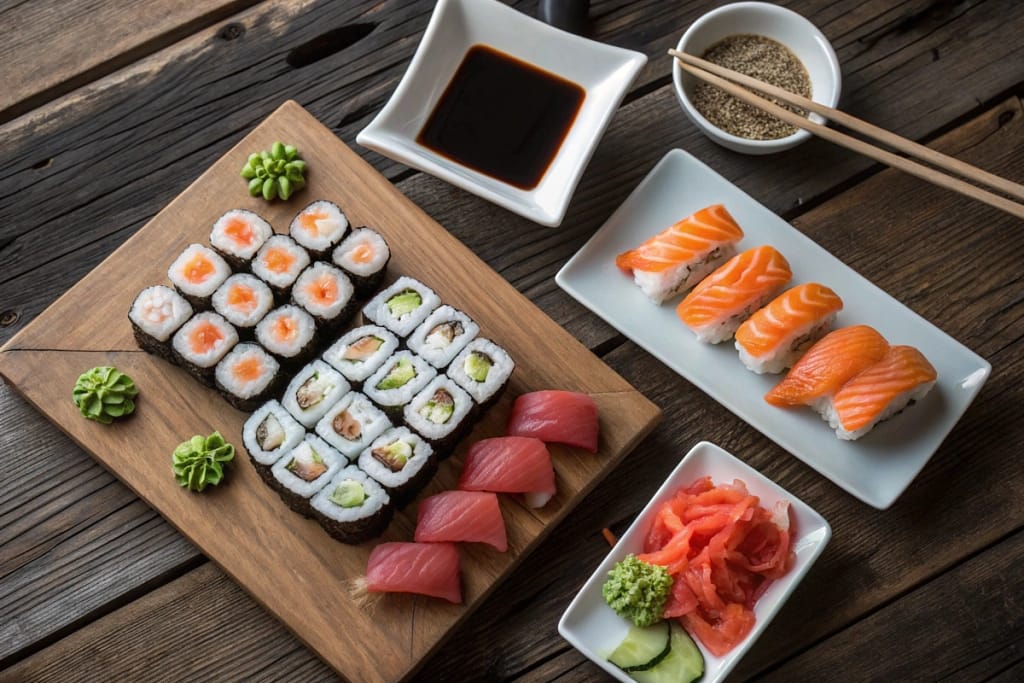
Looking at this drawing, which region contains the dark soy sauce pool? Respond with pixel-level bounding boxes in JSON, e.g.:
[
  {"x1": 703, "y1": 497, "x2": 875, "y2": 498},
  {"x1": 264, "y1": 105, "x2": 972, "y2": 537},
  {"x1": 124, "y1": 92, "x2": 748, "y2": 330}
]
[{"x1": 416, "y1": 44, "x2": 586, "y2": 190}]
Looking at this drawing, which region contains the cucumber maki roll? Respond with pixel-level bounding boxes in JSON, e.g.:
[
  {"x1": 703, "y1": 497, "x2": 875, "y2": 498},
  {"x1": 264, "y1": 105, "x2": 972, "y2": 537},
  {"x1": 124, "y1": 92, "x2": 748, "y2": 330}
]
[
  {"x1": 214, "y1": 343, "x2": 281, "y2": 412},
  {"x1": 362, "y1": 351, "x2": 437, "y2": 421},
  {"x1": 357, "y1": 426, "x2": 437, "y2": 507},
  {"x1": 331, "y1": 227, "x2": 390, "y2": 298},
  {"x1": 311, "y1": 466, "x2": 393, "y2": 544},
  {"x1": 256, "y1": 305, "x2": 318, "y2": 368},
  {"x1": 212, "y1": 274, "x2": 274, "y2": 341},
  {"x1": 167, "y1": 244, "x2": 232, "y2": 310},
  {"x1": 448, "y1": 338, "x2": 515, "y2": 410},
  {"x1": 251, "y1": 235, "x2": 311, "y2": 302},
  {"x1": 362, "y1": 276, "x2": 441, "y2": 337},
  {"x1": 129, "y1": 285, "x2": 193, "y2": 362},
  {"x1": 281, "y1": 360, "x2": 350, "y2": 428},
  {"x1": 243, "y1": 400, "x2": 305, "y2": 486},
  {"x1": 271, "y1": 434, "x2": 345, "y2": 517},
  {"x1": 403, "y1": 375, "x2": 475, "y2": 458},
  {"x1": 406, "y1": 305, "x2": 480, "y2": 370},
  {"x1": 209, "y1": 209, "x2": 273, "y2": 271},
  {"x1": 289, "y1": 200, "x2": 349, "y2": 260},
  {"x1": 171, "y1": 311, "x2": 239, "y2": 385},
  {"x1": 291, "y1": 262, "x2": 356, "y2": 335},
  {"x1": 321, "y1": 325, "x2": 400, "y2": 389},
  {"x1": 314, "y1": 392, "x2": 392, "y2": 459}
]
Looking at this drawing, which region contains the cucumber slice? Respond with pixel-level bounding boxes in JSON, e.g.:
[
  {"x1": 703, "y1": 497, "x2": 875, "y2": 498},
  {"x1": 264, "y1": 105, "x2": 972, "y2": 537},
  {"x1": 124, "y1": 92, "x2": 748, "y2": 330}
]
[
  {"x1": 607, "y1": 621, "x2": 671, "y2": 672},
  {"x1": 630, "y1": 621, "x2": 704, "y2": 683}
]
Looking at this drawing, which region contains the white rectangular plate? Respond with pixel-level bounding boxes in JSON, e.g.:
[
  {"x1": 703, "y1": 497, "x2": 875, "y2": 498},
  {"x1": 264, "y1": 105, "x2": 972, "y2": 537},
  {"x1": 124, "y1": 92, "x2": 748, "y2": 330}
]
[
  {"x1": 556, "y1": 149, "x2": 991, "y2": 509},
  {"x1": 558, "y1": 441, "x2": 831, "y2": 682}
]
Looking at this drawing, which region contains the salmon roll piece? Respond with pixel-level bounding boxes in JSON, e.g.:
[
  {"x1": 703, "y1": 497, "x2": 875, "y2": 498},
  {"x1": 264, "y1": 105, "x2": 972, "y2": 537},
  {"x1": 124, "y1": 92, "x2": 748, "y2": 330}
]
[
  {"x1": 256, "y1": 304, "x2": 318, "y2": 367},
  {"x1": 677, "y1": 245, "x2": 792, "y2": 343},
  {"x1": 210, "y1": 209, "x2": 272, "y2": 270},
  {"x1": 332, "y1": 227, "x2": 390, "y2": 298},
  {"x1": 171, "y1": 312, "x2": 239, "y2": 384},
  {"x1": 212, "y1": 274, "x2": 274, "y2": 340},
  {"x1": 321, "y1": 325, "x2": 400, "y2": 389},
  {"x1": 129, "y1": 285, "x2": 193, "y2": 362},
  {"x1": 251, "y1": 235, "x2": 311, "y2": 301},
  {"x1": 214, "y1": 342, "x2": 281, "y2": 411},
  {"x1": 289, "y1": 200, "x2": 349, "y2": 260},
  {"x1": 291, "y1": 262, "x2": 356, "y2": 334},
  {"x1": 167, "y1": 244, "x2": 231, "y2": 310},
  {"x1": 735, "y1": 283, "x2": 844, "y2": 374},
  {"x1": 823, "y1": 345, "x2": 937, "y2": 440},
  {"x1": 616, "y1": 204, "x2": 744, "y2": 304},
  {"x1": 765, "y1": 325, "x2": 890, "y2": 409}
]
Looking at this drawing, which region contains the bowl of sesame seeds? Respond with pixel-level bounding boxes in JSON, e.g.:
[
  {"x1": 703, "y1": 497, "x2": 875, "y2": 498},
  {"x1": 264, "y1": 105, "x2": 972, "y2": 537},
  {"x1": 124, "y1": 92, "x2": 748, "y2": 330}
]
[{"x1": 672, "y1": 1, "x2": 841, "y2": 155}]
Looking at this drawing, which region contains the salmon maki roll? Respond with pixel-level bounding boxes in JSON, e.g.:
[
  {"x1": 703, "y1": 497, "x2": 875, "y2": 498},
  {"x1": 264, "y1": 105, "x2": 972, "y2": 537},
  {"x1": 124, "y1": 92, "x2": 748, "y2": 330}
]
[
  {"x1": 212, "y1": 274, "x2": 274, "y2": 340},
  {"x1": 823, "y1": 345, "x2": 937, "y2": 440},
  {"x1": 214, "y1": 342, "x2": 280, "y2": 411},
  {"x1": 332, "y1": 227, "x2": 391, "y2": 298},
  {"x1": 735, "y1": 283, "x2": 843, "y2": 374},
  {"x1": 171, "y1": 312, "x2": 239, "y2": 384},
  {"x1": 616, "y1": 204, "x2": 744, "y2": 304},
  {"x1": 676, "y1": 245, "x2": 792, "y2": 343},
  {"x1": 209, "y1": 210, "x2": 272, "y2": 270},
  {"x1": 167, "y1": 244, "x2": 231, "y2": 310},
  {"x1": 251, "y1": 235, "x2": 311, "y2": 301},
  {"x1": 765, "y1": 325, "x2": 890, "y2": 409},
  {"x1": 256, "y1": 305, "x2": 318, "y2": 367},
  {"x1": 289, "y1": 200, "x2": 349, "y2": 260},
  {"x1": 291, "y1": 262, "x2": 356, "y2": 334}
]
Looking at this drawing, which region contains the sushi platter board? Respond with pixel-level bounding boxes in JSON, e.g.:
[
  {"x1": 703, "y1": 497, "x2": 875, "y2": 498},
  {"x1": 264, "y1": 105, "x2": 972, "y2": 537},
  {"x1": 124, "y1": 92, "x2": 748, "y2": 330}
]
[{"x1": 0, "y1": 100, "x2": 661, "y2": 683}]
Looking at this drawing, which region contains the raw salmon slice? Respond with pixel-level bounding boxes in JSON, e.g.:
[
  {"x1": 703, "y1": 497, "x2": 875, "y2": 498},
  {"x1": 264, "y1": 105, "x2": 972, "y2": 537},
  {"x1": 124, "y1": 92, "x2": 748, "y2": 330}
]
[
  {"x1": 264, "y1": 247, "x2": 296, "y2": 274},
  {"x1": 305, "y1": 274, "x2": 338, "y2": 306},
  {"x1": 507, "y1": 390, "x2": 599, "y2": 453},
  {"x1": 615, "y1": 204, "x2": 744, "y2": 273},
  {"x1": 227, "y1": 283, "x2": 258, "y2": 312},
  {"x1": 183, "y1": 253, "x2": 215, "y2": 283},
  {"x1": 365, "y1": 542, "x2": 461, "y2": 603},
  {"x1": 415, "y1": 490, "x2": 507, "y2": 551},
  {"x1": 458, "y1": 436, "x2": 556, "y2": 502},
  {"x1": 232, "y1": 356, "x2": 263, "y2": 382},
  {"x1": 223, "y1": 217, "x2": 254, "y2": 247},
  {"x1": 299, "y1": 209, "x2": 329, "y2": 236},
  {"x1": 765, "y1": 325, "x2": 890, "y2": 407},
  {"x1": 189, "y1": 321, "x2": 224, "y2": 353}
]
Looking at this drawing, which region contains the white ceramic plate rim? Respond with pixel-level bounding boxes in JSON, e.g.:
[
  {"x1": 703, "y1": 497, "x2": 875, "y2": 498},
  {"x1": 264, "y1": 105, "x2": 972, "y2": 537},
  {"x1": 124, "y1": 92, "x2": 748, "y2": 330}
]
[
  {"x1": 556, "y1": 149, "x2": 991, "y2": 509},
  {"x1": 558, "y1": 440, "x2": 832, "y2": 683}
]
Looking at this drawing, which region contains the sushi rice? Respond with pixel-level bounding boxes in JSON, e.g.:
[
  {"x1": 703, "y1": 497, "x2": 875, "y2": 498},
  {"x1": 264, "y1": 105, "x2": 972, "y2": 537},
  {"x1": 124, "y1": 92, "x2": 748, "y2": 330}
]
[
  {"x1": 362, "y1": 276, "x2": 441, "y2": 337},
  {"x1": 322, "y1": 325, "x2": 400, "y2": 385},
  {"x1": 406, "y1": 305, "x2": 479, "y2": 370},
  {"x1": 448, "y1": 338, "x2": 515, "y2": 405},
  {"x1": 314, "y1": 391, "x2": 392, "y2": 458},
  {"x1": 130, "y1": 285, "x2": 193, "y2": 358},
  {"x1": 281, "y1": 359, "x2": 350, "y2": 428},
  {"x1": 311, "y1": 465, "x2": 393, "y2": 544}
]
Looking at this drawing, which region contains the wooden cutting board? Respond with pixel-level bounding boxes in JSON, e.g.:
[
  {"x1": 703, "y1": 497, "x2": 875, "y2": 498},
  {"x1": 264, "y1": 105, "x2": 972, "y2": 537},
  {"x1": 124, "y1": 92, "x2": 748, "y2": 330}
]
[{"x1": 0, "y1": 100, "x2": 660, "y2": 683}]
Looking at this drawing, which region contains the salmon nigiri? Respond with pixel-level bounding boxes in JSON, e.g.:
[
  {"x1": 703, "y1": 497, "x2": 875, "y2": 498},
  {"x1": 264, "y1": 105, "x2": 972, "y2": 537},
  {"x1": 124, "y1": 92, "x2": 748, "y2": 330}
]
[
  {"x1": 735, "y1": 283, "x2": 843, "y2": 374},
  {"x1": 765, "y1": 325, "x2": 889, "y2": 408},
  {"x1": 824, "y1": 345, "x2": 937, "y2": 440},
  {"x1": 615, "y1": 204, "x2": 744, "y2": 304},
  {"x1": 676, "y1": 245, "x2": 792, "y2": 343}
]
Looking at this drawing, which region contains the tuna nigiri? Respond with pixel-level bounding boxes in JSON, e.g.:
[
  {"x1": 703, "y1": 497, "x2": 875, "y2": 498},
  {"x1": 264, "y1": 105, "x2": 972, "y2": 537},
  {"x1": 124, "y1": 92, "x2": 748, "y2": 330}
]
[
  {"x1": 677, "y1": 245, "x2": 792, "y2": 343},
  {"x1": 615, "y1": 204, "x2": 744, "y2": 304},
  {"x1": 735, "y1": 283, "x2": 843, "y2": 374},
  {"x1": 364, "y1": 542, "x2": 461, "y2": 603},
  {"x1": 415, "y1": 490, "x2": 508, "y2": 551},
  {"x1": 458, "y1": 436, "x2": 556, "y2": 508},
  {"x1": 765, "y1": 325, "x2": 890, "y2": 409},
  {"x1": 824, "y1": 345, "x2": 937, "y2": 440},
  {"x1": 507, "y1": 390, "x2": 599, "y2": 453}
]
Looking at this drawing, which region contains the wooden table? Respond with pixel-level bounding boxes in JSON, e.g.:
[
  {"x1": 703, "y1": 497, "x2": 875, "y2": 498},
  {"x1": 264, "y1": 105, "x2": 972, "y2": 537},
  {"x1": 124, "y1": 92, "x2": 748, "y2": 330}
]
[{"x1": 2, "y1": 1, "x2": 1022, "y2": 681}]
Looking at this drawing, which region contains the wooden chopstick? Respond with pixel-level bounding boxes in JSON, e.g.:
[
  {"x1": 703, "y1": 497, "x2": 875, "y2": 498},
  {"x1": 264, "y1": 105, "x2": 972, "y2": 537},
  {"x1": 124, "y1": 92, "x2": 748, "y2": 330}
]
[{"x1": 668, "y1": 48, "x2": 1024, "y2": 220}]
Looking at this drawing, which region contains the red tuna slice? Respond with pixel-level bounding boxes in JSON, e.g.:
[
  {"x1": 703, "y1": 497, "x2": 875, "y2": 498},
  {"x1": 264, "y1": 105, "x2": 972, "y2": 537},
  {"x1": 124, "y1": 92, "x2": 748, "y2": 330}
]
[
  {"x1": 365, "y1": 542, "x2": 461, "y2": 603},
  {"x1": 415, "y1": 490, "x2": 508, "y2": 551},
  {"x1": 507, "y1": 390, "x2": 599, "y2": 453},
  {"x1": 458, "y1": 436, "x2": 556, "y2": 502}
]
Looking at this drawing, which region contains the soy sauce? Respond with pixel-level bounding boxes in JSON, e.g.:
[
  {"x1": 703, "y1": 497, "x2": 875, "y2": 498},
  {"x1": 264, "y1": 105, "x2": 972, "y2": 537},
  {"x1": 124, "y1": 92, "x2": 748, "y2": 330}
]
[{"x1": 417, "y1": 45, "x2": 586, "y2": 190}]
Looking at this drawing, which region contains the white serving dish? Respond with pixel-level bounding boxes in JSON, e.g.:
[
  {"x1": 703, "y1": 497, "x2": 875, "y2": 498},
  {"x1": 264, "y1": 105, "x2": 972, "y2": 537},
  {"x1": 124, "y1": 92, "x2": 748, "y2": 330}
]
[
  {"x1": 357, "y1": 0, "x2": 647, "y2": 227},
  {"x1": 559, "y1": 440, "x2": 831, "y2": 683},
  {"x1": 556, "y1": 149, "x2": 991, "y2": 509},
  {"x1": 672, "y1": 1, "x2": 842, "y2": 154}
]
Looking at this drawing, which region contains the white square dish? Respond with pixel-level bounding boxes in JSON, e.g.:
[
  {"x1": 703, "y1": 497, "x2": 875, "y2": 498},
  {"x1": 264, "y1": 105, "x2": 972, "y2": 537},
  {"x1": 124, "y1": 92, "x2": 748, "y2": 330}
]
[
  {"x1": 356, "y1": 0, "x2": 647, "y2": 227},
  {"x1": 558, "y1": 440, "x2": 831, "y2": 683},
  {"x1": 555, "y1": 149, "x2": 991, "y2": 509}
]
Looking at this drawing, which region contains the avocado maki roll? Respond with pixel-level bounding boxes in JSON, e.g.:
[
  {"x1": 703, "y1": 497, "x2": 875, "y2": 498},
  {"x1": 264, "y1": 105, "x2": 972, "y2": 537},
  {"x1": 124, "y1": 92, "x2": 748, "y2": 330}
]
[
  {"x1": 314, "y1": 392, "x2": 392, "y2": 459},
  {"x1": 311, "y1": 466, "x2": 393, "y2": 544},
  {"x1": 251, "y1": 235, "x2": 311, "y2": 302},
  {"x1": 362, "y1": 350, "x2": 437, "y2": 421},
  {"x1": 357, "y1": 426, "x2": 437, "y2": 507},
  {"x1": 291, "y1": 261, "x2": 356, "y2": 335},
  {"x1": 271, "y1": 434, "x2": 345, "y2": 517},
  {"x1": 321, "y1": 325, "x2": 400, "y2": 389},
  {"x1": 209, "y1": 209, "x2": 273, "y2": 271},
  {"x1": 281, "y1": 360, "x2": 350, "y2": 428},
  {"x1": 289, "y1": 200, "x2": 349, "y2": 260},
  {"x1": 406, "y1": 305, "x2": 480, "y2": 370},
  {"x1": 402, "y1": 375, "x2": 475, "y2": 458},
  {"x1": 362, "y1": 276, "x2": 441, "y2": 337},
  {"x1": 243, "y1": 400, "x2": 305, "y2": 486},
  {"x1": 448, "y1": 338, "x2": 515, "y2": 410},
  {"x1": 212, "y1": 274, "x2": 274, "y2": 341},
  {"x1": 129, "y1": 285, "x2": 193, "y2": 362},
  {"x1": 214, "y1": 342, "x2": 281, "y2": 411},
  {"x1": 331, "y1": 227, "x2": 390, "y2": 298}
]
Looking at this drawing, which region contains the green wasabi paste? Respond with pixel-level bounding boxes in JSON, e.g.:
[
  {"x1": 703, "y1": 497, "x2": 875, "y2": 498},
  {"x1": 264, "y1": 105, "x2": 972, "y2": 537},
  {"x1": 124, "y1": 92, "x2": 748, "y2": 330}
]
[
  {"x1": 72, "y1": 366, "x2": 138, "y2": 424},
  {"x1": 602, "y1": 554, "x2": 673, "y2": 627},
  {"x1": 240, "y1": 141, "x2": 307, "y2": 200},
  {"x1": 172, "y1": 431, "x2": 235, "y2": 492}
]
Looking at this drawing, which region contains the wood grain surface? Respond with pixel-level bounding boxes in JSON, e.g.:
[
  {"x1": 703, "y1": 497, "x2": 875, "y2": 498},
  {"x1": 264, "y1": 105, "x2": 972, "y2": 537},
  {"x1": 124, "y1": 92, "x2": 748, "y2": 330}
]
[{"x1": 0, "y1": 100, "x2": 660, "y2": 683}]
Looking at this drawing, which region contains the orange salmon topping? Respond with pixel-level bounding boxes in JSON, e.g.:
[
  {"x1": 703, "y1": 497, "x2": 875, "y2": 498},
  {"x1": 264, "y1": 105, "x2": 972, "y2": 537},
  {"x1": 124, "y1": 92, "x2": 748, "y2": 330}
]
[
  {"x1": 263, "y1": 247, "x2": 296, "y2": 274},
  {"x1": 183, "y1": 254, "x2": 215, "y2": 283},
  {"x1": 306, "y1": 275, "x2": 338, "y2": 306},
  {"x1": 223, "y1": 217, "x2": 254, "y2": 247},
  {"x1": 351, "y1": 243, "x2": 374, "y2": 264},
  {"x1": 233, "y1": 356, "x2": 263, "y2": 382},
  {"x1": 189, "y1": 321, "x2": 224, "y2": 353},
  {"x1": 300, "y1": 210, "x2": 329, "y2": 236},
  {"x1": 273, "y1": 315, "x2": 299, "y2": 341},
  {"x1": 227, "y1": 284, "x2": 258, "y2": 312}
]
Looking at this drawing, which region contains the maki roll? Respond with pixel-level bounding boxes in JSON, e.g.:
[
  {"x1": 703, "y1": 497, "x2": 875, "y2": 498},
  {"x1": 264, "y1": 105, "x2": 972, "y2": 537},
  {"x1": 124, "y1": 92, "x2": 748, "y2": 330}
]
[
  {"x1": 363, "y1": 350, "x2": 437, "y2": 421},
  {"x1": 314, "y1": 392, "x2": 392, "y2": 459},
  {"x1": 211, "y1": 274, "x2": 274, "y2": 340},
  {"x1": 291, "y1": 262, "x2": 356, "y2": 334},
  {"x1": 271, "y1": 434, "x2": 345, "y2": 516},
  {"x1": 129, "y1": 285, "x2": 193, "y2": 362},
  {"x1": 321, "y1": 325, "x2": 400, "y2": 389},
  {"x1": 256, "y1": 305, "x2": 318, "y2": 367},
  {"x1": 311, "y1": 466, "x2": 393, "y2": 544},
  {"x1": 167, "y1": 244, "x2": 231, "y2": 310},
  {"x1": 171, "y1": 311, "x2": 238, "y2": 384},
  {"x1": 214, "y1": 343, "x2": 281, "y2": 411},
  {"x1": 209, "y1": 209, "x2": 273, "y2": 270},
  {"x1": 281, "y1": 359, "x2": 350, "y2": 428},
  {"x1": 448, "y1": 338, "x2": 515, "y2": 409},
  {"x1": 289, "y1": 200, "x2": 349, "y2": 260},
  {"x1": 362, "y1": 276, "x2": 441, "y2": 337},
  {"x1": 406, "y1": 305, "x2": 479, "y2": 370},
  {"x1": 331, "y1": 227, "x2": 390, "y2": 297},
  {"x1": 251, "y1": 235, "x2": 311, "y2": 301},
  {"x1": 243, "y1": 400, "x2": 305, "y2": 485},
  {"x1": 403, "y1": 375, "x2": 474, "y2": 458},
  {"x1": 357, "y1": 426, "x2": 437, "y2": 506}
]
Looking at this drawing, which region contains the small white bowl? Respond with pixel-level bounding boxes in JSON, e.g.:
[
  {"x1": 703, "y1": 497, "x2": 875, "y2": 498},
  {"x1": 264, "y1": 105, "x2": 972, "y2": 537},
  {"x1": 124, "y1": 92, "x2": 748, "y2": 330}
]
[
  {"x1": 672, "y1": 2, "x2": 841, "y2": 155},
  {"x1": 357, "y1": 0, "x2": 647, "y2": 227},
  {"x1": 558, "y1": 440, "x2": 831, "y2": 683}
]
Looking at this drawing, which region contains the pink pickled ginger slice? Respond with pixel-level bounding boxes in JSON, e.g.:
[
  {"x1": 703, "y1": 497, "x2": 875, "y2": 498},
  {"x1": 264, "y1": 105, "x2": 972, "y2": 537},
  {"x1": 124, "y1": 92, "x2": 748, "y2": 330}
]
[
  {"x1": 507, "y1": 390, "x2": 599, "y2": 453},
  {"x1": 415, "y1": 490, "x2": 508, "y2": 551},
  {"x1": 458, "y1": 436, "x2": 556, "y2": 501},
  {"x1": 365, "y1": 542, "x2": 461, "y2": 603}
]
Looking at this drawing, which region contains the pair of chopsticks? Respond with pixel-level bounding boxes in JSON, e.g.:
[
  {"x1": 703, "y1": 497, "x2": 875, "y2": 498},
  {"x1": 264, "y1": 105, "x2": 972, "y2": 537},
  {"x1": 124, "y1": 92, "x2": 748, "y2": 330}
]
[{"x1": 668, "y1": 48, "x2": 1024, "y2": 220}]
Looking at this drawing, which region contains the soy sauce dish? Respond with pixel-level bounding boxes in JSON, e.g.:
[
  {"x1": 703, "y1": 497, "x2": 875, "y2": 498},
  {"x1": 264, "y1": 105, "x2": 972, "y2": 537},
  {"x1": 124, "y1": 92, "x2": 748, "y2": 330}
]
[{"x1": 357, "y1": 0, "x2": 646, "y2": 227}]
